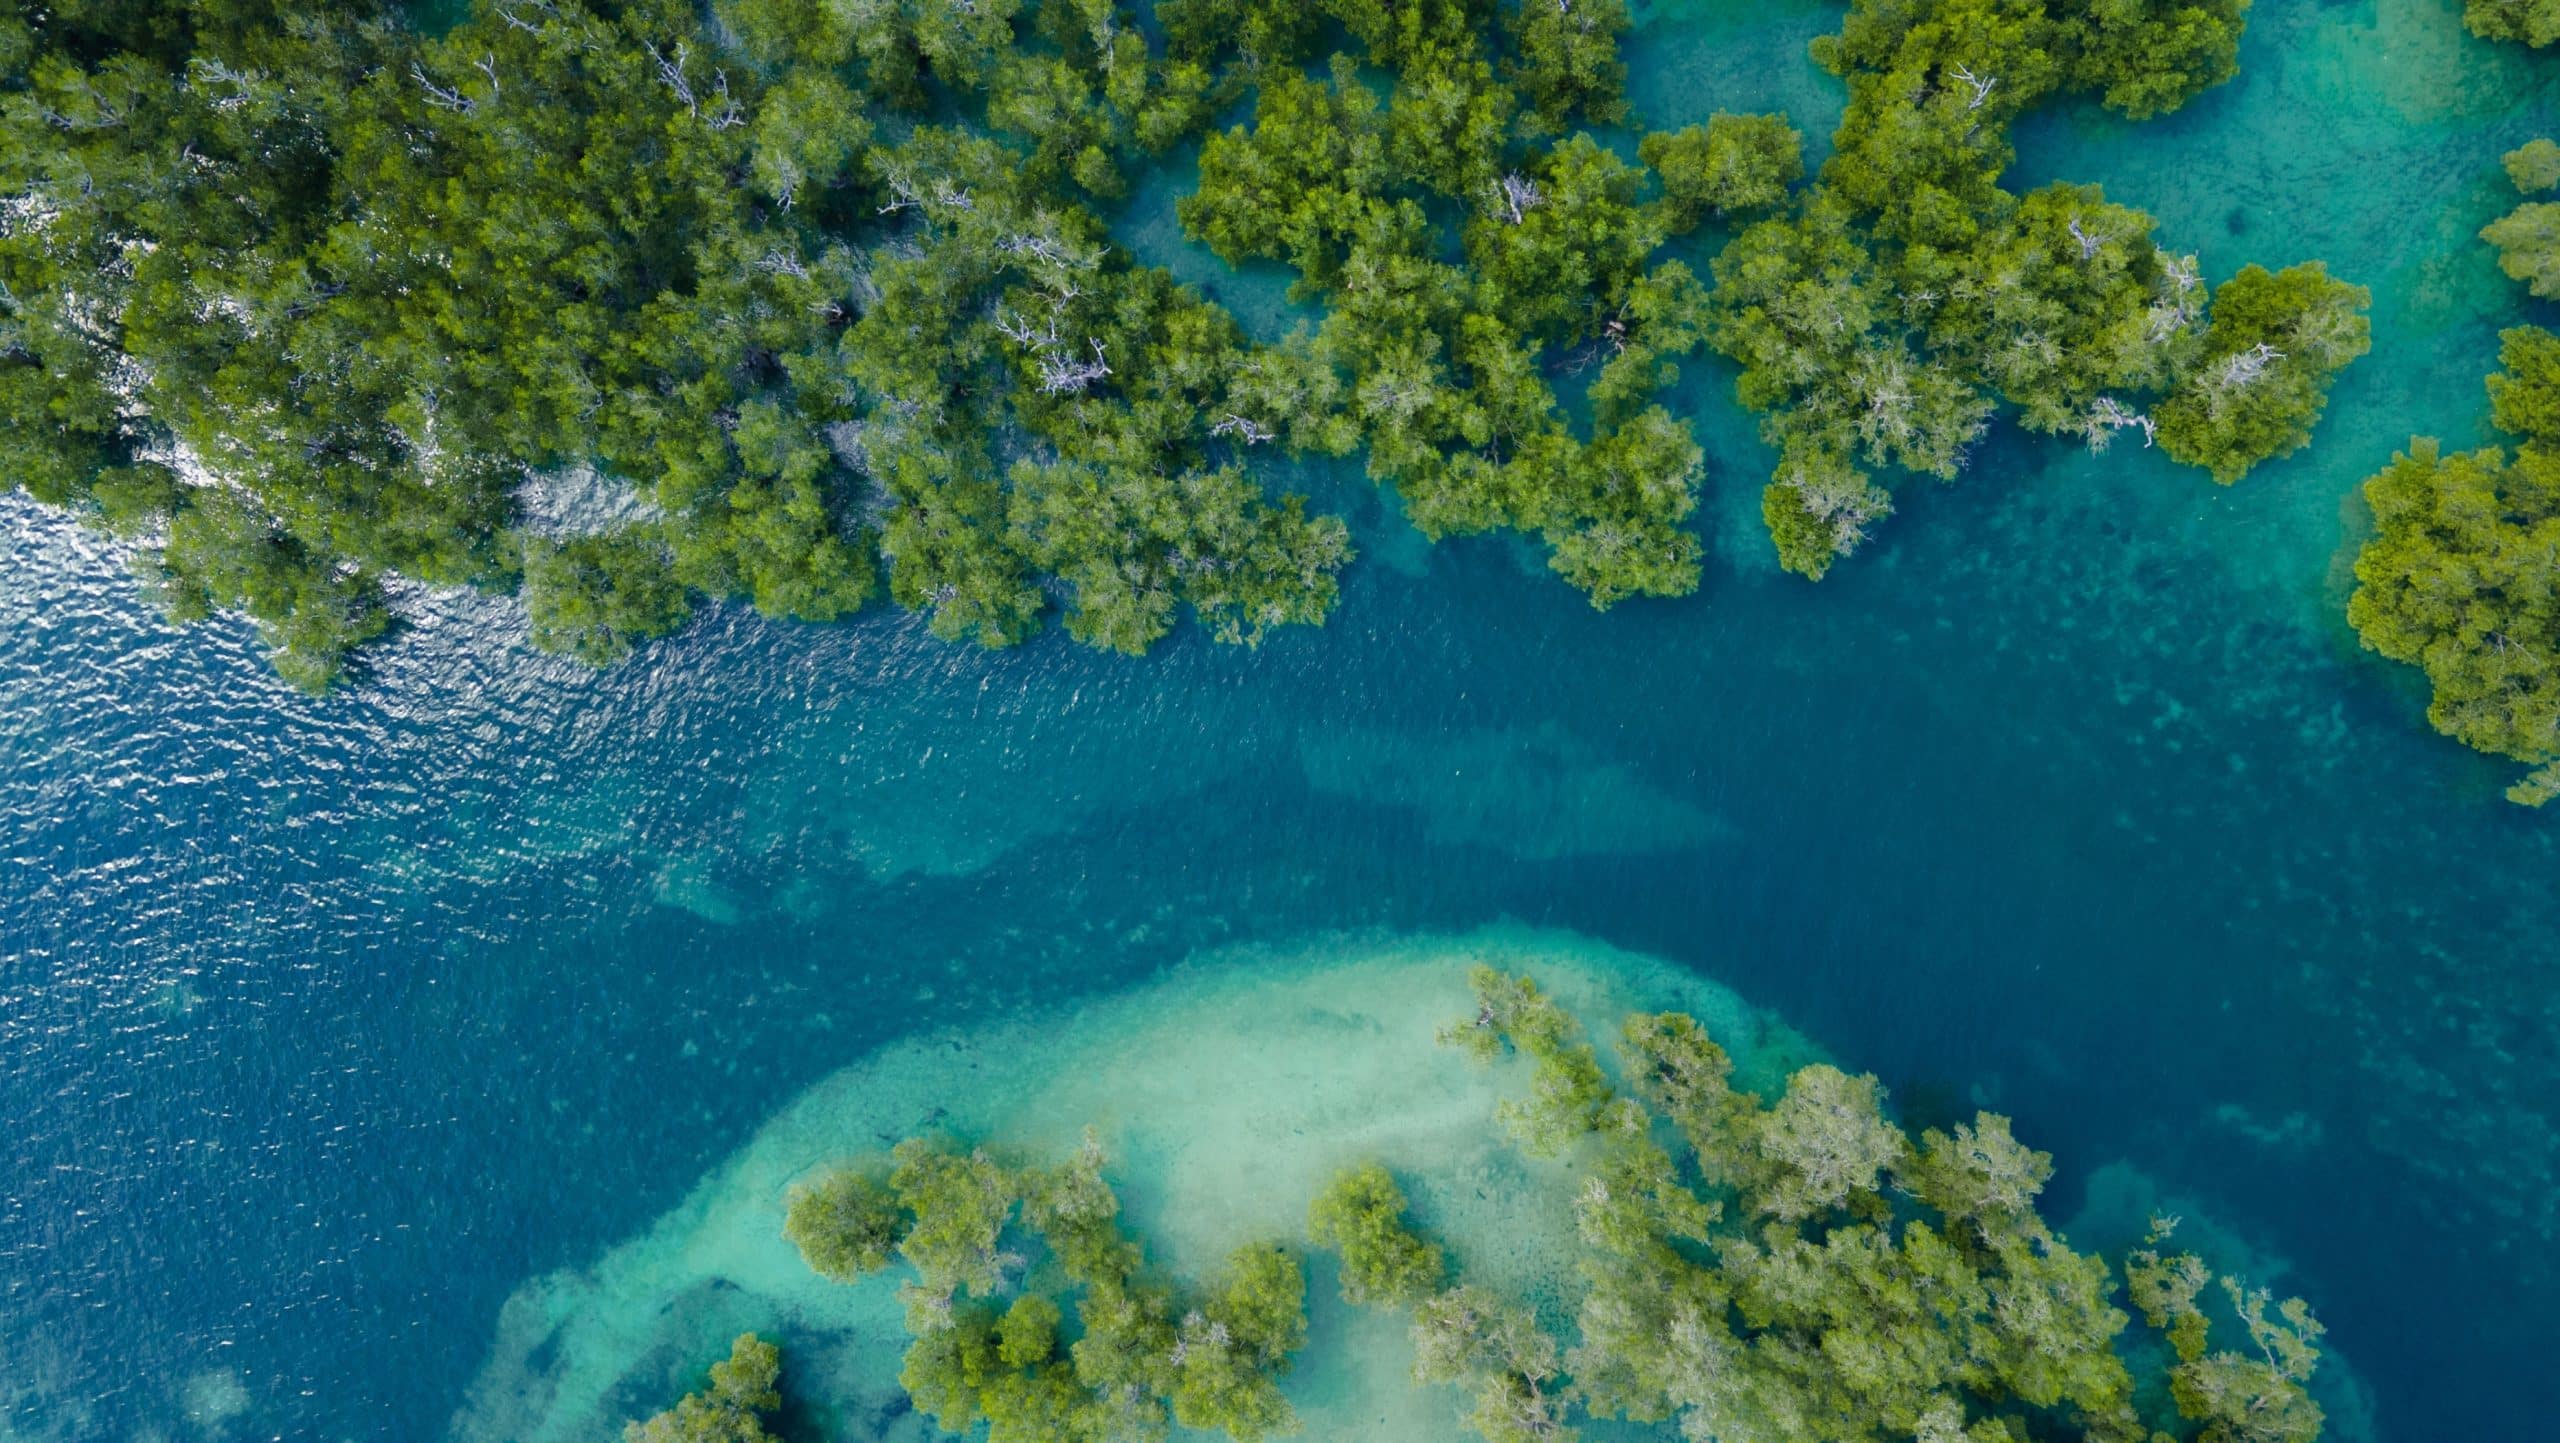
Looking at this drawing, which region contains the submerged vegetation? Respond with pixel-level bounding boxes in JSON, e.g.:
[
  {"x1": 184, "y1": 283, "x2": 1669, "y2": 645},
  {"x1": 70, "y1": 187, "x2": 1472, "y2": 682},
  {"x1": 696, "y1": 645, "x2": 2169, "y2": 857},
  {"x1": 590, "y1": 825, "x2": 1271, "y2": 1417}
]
[
  {"x1": 3, "y1": 0, "x2": 2368, "y2": 686},
  {"x1": 2351, "y1": 144, "x2": 2560, "y2": 805},
  {"x1": 780, "y1": 965, "x2": 2332, "y2": 1443}
]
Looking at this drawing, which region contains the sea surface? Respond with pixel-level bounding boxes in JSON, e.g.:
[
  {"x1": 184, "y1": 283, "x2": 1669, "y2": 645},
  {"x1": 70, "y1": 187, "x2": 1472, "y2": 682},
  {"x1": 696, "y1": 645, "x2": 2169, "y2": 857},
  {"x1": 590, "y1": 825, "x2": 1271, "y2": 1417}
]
[{"x1": 2, "y1": 0, "x2": 2555, "y2": 1438}]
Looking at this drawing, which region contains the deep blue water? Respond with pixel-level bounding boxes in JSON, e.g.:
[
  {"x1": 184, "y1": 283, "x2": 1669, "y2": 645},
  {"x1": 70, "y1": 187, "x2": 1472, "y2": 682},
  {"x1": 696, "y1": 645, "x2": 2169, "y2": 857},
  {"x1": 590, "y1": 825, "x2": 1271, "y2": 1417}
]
[{"x1": 5, "y1": 1, "x2": 2558, "y2": 1438}]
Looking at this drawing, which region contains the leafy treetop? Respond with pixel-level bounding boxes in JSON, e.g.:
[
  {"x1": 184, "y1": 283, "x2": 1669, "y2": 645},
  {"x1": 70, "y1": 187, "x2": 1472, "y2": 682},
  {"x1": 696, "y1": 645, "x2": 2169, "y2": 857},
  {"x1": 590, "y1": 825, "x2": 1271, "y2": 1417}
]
[{"x1": 2468, "y1": 0, "x2": 2560, "y2": 47}]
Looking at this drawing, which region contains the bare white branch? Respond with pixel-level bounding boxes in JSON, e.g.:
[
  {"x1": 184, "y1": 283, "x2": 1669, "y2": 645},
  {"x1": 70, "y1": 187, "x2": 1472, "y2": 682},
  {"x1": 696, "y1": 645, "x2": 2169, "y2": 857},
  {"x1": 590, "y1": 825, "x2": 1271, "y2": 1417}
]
[
  {"x1": 2082, "y1": 396, "x2": 2156, "y2": 453},
  {"x1": 2066, "y1": 215, "x2": 2112, "y2": 262},
  {"x1": 187, "y1": 58, "x2": 261, "y2": 112},
  {"x1": 1037, "y1": 339, "x2": 1111, "y2": 395},
  {"x1": 706, "y1": 70, "x2": 745, "y2": 130},
  {"x1": 2146, "y1": 252, "x2": 2205, "y2": 342},
  {"x1": 993, "y1": 306, "x2": 1059, "y2": 350},
  {"x1": 2217, "y1": 341, "x2": 2285, "y2": 390},
  {"x1": 643, "y1": 40, "x2": 695, "y2": 114},
  {"x1": 999, "y1": 233, "x2": 1071, "y2": 266},
  {"x1": 1494, "y1": 171, "x2": 1545, "y2": 226},
  {"x1": 412, "y1": 62, "x2": 476, "y2": 114},
  {"x1": 1950, "y1": 62, "x2": 1997, "y2": 111}
]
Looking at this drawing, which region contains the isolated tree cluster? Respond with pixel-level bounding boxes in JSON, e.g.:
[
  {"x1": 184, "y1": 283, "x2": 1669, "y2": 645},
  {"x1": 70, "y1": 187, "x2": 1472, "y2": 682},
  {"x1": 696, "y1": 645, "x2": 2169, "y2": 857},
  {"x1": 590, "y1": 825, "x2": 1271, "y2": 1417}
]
[
  {"x1": 2350, "y1": 146, "x2": 2560, "y2": 805},
  {"x1": 782, "y1": 1131, "x2": 1309, "y2": 1442},
  {"x1": 2484, "y1": 139, "x2": 2560, "y2": 300}
]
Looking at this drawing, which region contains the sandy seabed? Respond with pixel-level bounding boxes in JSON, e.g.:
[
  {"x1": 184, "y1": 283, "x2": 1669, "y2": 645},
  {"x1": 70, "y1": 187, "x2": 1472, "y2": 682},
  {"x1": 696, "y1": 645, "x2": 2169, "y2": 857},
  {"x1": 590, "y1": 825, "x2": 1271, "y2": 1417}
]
[{"x1": 450, "y1": 925, "x2": 1814, "y2": 1442}]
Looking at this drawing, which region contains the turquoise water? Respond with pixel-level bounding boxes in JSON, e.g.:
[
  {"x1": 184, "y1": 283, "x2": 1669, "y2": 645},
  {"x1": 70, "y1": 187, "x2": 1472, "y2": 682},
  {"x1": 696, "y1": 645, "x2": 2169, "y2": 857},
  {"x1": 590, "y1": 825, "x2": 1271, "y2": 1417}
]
[{"x1": 3, "y1": 0, "x2": 2557, "y2": 1437}]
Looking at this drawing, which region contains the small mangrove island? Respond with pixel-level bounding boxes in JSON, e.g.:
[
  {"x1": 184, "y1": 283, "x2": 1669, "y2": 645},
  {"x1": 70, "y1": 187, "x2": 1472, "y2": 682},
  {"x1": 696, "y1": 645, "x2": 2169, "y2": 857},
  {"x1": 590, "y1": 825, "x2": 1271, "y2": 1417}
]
[{"x1": 724, "y1": 965, "x2": 2332, "y2": 1443}]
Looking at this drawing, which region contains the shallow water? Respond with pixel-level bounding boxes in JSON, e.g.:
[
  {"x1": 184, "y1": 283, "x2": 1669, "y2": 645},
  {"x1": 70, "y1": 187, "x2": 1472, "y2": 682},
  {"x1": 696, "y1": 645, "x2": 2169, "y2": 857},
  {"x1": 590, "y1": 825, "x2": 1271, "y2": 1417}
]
[{"x1": 3, "y1": 0, "x2": 2557, "y2": 1438}]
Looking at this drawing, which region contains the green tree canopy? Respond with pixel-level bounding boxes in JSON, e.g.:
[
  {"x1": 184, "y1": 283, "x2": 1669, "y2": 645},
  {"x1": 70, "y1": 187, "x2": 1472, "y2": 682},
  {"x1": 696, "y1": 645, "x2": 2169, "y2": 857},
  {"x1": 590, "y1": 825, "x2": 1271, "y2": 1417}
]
[
  {"x1": 2155, "y1": 262, "x2": 2373, "y2": 484},
  {"x1": 2505, "y1": 138, "x2": 2560, "y2": 194},
  {"x1": 2488, "y1": 141, "x2": 2560, "y2": 299},
  {"x1": 1307, "y1": 1162, "x2": 1448, "y2": 1307},
  {"x1": 754, "y1": 966, "x2": 2350, "y2": 1443},
  {"x1": 1640, "y1": 114, "x2": 1806, "y2": 233},
  {"x1": 2485, "y1": 202, "x2": 2560, "y2": 299},
  {"x1": 522, "y1": 530, "x2": 694, "y2": 667},
  {"x1": 783, "y1": 1166, "x2": 906, "y2": 1282}
]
